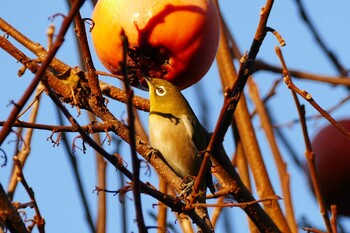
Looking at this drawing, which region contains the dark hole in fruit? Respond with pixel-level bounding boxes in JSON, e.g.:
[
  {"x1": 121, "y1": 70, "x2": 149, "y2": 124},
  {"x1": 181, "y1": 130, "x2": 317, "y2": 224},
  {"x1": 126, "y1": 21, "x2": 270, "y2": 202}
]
[{"x1": 125, "y1": 46, "x2": 170, "y2": 89}]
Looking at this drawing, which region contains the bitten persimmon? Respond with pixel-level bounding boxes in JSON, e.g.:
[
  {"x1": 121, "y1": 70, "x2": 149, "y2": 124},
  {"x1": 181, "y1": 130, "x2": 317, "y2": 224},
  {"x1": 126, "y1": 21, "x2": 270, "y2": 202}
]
[
  {"x1": 91, "y1": 0, "x2": 220, "y2": 90},
  {"x1": 307, "y1": 119, "x2": 350, "y2": 216}
]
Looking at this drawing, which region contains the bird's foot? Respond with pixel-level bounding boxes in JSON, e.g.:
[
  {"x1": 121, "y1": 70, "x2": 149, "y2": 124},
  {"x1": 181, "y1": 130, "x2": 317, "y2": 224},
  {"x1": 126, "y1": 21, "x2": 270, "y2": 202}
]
[
  {"x1": 145, "y1": 147, "x2": 162, "y2": 162},
  {"x1": 179, "y1": 176, "x2": 195, "y2": 198}
]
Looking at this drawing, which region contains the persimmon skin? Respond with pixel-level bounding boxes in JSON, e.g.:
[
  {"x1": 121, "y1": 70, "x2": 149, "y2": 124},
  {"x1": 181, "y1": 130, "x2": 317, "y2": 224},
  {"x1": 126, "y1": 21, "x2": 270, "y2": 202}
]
[
  {"x1": 308, "y1": 119, "x2": 350, "y2": 216},
  {"x1": 91, "y1": 0, "x2": 220, "y2": 90}
]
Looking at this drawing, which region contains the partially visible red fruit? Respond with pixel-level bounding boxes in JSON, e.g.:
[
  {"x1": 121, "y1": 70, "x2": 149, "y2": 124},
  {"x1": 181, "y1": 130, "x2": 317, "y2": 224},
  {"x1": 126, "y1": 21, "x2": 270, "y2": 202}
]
[{"x1": 307, "y1": 119, "x2": 350, "y2": 216}]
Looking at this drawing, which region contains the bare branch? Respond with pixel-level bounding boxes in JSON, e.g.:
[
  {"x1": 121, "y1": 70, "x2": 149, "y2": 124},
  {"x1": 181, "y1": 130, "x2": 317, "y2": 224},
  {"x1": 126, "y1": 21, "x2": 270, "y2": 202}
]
[{"x1": 275, "y1": 46, "x2": 333, "y2": 233}]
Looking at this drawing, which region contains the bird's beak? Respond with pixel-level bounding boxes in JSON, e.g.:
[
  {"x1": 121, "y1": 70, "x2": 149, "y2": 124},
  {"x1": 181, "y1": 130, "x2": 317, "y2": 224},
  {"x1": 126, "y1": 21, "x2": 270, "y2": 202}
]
[
  {"x1": 134, "y1": 76, "x2": 151, "y2": 91},
  {"x1": 142, "y1": 76, "x2": 153, "y2": 89}
]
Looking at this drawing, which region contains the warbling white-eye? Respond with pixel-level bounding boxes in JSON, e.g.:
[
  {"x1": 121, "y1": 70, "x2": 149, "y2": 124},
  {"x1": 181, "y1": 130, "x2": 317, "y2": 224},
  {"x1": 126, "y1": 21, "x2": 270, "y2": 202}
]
[{"x1": 145, "y1": 77, "x2": 215, "y2": 200}]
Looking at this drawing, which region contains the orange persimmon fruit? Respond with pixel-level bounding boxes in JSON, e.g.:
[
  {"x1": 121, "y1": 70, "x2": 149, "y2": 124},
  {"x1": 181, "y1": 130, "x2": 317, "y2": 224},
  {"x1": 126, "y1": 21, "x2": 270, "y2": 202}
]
[{"x1": 91, "y1": 0, "x2": 220, "y2": 90}]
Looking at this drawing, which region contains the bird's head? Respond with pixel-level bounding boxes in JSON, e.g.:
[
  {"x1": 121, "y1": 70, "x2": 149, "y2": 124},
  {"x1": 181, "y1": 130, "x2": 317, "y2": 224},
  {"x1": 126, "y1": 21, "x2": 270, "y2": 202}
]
[{"x1": 144, "y1": 77, "x2": 192, "y2": 115}]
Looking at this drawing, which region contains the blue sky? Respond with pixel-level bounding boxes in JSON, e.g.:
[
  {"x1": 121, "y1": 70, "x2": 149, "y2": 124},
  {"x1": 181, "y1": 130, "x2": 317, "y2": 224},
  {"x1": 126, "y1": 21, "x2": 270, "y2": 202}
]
[{"x1": 1, "y1": 1, "x2": 350, "y2": 232}]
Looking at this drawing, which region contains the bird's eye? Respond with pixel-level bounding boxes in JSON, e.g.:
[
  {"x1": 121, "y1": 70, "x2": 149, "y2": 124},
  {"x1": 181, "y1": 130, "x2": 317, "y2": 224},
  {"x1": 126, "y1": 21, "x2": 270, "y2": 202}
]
[{"x1": 155, "y1": 86, "x2": 166, "y2": 96}]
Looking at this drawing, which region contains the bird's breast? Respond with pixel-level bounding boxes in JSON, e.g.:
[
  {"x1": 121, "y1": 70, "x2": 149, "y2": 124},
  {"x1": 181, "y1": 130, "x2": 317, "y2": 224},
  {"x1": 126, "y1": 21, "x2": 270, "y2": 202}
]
[{"x1": 149, "y1": 113, "x2": 200, "y2": 178}]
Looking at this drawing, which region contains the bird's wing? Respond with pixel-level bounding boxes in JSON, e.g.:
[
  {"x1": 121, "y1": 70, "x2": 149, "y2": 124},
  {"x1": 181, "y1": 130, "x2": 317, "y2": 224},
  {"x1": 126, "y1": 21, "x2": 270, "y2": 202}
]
[{"x1": 188, "y1": 115, "x2": 215, "y2": 194}]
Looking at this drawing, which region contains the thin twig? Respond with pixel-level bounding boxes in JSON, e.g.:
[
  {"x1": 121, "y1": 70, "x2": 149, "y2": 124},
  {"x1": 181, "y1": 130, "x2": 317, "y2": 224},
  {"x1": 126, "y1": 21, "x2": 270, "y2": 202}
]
[
  {"x1": 234, "y1": 140, "x2": 259, "y2": 233},
  {"x1": 71, "y1": 1, "x2": 102, "y2": 98},
  {"x1": 275, "y1": 49, "x2": 350, "y2": 140},
  {"x1": 210, "y1": 196, "x2": 225, "y2": 228},
  {"x1": 275, "y1": 46, "x2": 333, "y2": 233},
  {"x1": 330, "y1": 205, "x2": 338, "y2": 233},
  {"x1": 157, "y1": 178, "x2": 168, "y2": 233},
  {"x1": 14, "y1": 157, "x2": 45, "y2": 232},
  {"x1": 114, "y1": 138, "x2": 128, "y2": 233},
  {"x1": 119, "y1": 30, "x2": 147, "y2": 233},
  {"x1": 7, "y1": 84, "x2": 43, "y2": 200},
  {"x1": 186, "y1": 195, "x2": 281, "y2": 209},
  {"x1": 90, "y1": 112, "x2": 107, "y2": 233}
]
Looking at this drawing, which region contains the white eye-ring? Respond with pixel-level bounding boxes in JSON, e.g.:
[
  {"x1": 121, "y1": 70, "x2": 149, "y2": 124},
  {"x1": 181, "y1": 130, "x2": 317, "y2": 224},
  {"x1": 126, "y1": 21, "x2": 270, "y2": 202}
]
[{"x1": 155, "y1": 86, "x2": 166, "y2": 96}]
